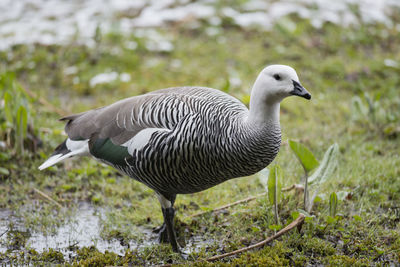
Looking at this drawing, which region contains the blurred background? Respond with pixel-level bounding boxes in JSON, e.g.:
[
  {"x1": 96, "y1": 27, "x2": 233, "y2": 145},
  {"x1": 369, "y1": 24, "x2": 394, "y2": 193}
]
[{"x1": 0, "y1": 0, "x2": 399, "y2": 265}]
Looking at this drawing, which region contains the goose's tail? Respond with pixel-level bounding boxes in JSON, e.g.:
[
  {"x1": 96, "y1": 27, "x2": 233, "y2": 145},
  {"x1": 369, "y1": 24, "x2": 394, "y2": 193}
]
[{"x1": 38, "y1": 139, "x2": 89, "y2": 170}]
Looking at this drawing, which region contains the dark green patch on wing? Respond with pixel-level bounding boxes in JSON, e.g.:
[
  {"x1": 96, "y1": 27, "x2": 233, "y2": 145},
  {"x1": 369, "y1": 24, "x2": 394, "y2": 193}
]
[{"x1": 89, "y1": 137, "x2": 131, "y2": 166}]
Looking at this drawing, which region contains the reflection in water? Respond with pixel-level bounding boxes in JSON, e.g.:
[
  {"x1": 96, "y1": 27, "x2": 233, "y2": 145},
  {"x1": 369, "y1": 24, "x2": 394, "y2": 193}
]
[{"x1": 0, "y1": 203, "x2": 211, "y2": 257}]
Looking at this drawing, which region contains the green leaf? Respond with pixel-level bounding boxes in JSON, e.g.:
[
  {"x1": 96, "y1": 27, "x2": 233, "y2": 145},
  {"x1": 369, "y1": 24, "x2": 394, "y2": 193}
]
[
  {"x1": 351, "y1": 96, "x2": 368, "y2": 117},
  {"x1": 297, "y1": 209, "x2": 311, "y2": 217},
  {"x1": 304, "y1": 216, "x2": 314, "y2": 223},
  {"x1": 16, "y1": 105, "x2": 28, "y2": 138},
  {"x1": 267, "y1": 165, "x2": 283, "y2": 205},
  {"x1": 221, "y1": 78, "x2": 230, "y2": 92},
  {"x1": 291, "y1": 211, "x2": 300, "y2": 220},
  {"x1": 16, "y1": 105, "x2": 28, "y2": 153},
  {"x1": 308, "y1": 143, "x2": 339, "y2": 185},
  {"x1": 3, "y1": 91, "x2": 13, "y2": 123},
  {"x1": 326, "y1": 215, "x2": 336, "y2": 224},
  {"x1": 241, "y1": 94, "x2": 251, "y2": 106},
  {"x1": 329, "y1": 192, "x2": 338, "y2": 217},
  {"x1": 336, "y1": 191, "x2": 349, "y2": 201},
  {"x1": 0, "y1": 167, "x2": 10, "y2": 176},
  {"x1": 289, "y1": 140, "x2": 319, "y2": 173},
  {"x1": 268, "y1": 224, "x2": 282, "y2": 231},
  {"x1": 0, "y1": 152, "x2": 11, "y2": 161},
  {"x1": 258, "y1": 168, "x2": 270, "y2": 188}
]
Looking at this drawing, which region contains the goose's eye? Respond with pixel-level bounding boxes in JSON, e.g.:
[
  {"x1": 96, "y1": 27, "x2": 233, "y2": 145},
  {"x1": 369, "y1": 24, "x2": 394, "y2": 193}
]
[{"x1": 273, "y1": 74, "x2": 281, "y2": 81}]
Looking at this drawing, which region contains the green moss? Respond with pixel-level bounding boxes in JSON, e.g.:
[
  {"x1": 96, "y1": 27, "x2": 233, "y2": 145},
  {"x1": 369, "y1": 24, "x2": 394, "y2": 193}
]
[
  {"x1": 72, "y1": 247, "x2": 122, "y2": 266},
  {"x1": 300, "y1": 237, "x2": 336, "y2": 256},
  {"x1": 39, "y1": 248, "x2": 65, "y2": 264},
  {"x1": 323, "y1": 255, "x2": 371, "y2": 266},
  {"x1": 230, "y1": 242, "x2": 291, "y2": 266}
]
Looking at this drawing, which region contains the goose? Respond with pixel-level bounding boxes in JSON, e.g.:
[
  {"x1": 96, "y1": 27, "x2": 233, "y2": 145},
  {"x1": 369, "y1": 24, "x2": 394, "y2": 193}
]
[{"x1": 39, "y1": 64, "x2": 311, "y2": 252}]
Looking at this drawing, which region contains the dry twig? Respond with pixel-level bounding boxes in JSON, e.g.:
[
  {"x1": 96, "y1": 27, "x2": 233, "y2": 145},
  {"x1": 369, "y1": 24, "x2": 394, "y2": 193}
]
[
  {"x1": 189, "y1": 184, "x2": 304, "y2": 218},
  {"x1": 158, "y1": 214, "x2": 305, "y2": 266},
  {"x1": 188, "y1": 193, "x2": 266, "y2": 218},
  {"x1": 33, "y1": 188, "x2": 63, "y2": 209},
  {"x1": 282, "y1": 184, "x2": 304, "y2": 192},
  {"x1": 206, "y1": 214, "x2": 305, "y2": 261},
  {"x1": 22, "y1": 87, "x2": 68, "y2": 117}
]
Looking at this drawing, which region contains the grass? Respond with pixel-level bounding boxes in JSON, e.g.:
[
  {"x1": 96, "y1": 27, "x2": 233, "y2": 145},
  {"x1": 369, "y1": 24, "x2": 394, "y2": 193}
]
[{"x1": 1, "y1": 10, "x2": 400, "y2": 266}]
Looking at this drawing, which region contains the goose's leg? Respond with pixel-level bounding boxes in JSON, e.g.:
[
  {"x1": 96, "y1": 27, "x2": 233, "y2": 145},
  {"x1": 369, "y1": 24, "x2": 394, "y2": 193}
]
[
  {"x1": 156, "y1": 223, "x2": 168, "y2": 243},
  {"x1": 156, "y1": 193, "x2": 179, "y2": 252}
]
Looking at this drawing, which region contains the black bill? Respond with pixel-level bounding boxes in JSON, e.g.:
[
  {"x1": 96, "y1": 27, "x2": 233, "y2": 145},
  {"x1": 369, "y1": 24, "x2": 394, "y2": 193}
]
[{"x1": 291, "y1": 80, "x2": 311, "y2": 100}]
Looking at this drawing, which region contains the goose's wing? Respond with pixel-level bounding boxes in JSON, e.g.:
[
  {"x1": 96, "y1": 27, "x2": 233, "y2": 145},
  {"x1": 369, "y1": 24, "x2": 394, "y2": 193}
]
[{"x1": 61, "y1": 87, "x2": 246, "y2": 166}]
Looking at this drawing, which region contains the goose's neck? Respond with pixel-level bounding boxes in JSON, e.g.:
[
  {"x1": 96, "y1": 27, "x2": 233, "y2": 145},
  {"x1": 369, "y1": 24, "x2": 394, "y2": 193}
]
[{"x1": 246, "y1": 97, "x2": 281, "y2": 127}]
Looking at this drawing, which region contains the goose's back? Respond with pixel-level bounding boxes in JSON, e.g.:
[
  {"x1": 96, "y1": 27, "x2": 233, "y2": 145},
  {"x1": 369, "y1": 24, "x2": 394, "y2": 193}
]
[{"x1": 62, "y1": 86, "x2": 281, "y2": 195}]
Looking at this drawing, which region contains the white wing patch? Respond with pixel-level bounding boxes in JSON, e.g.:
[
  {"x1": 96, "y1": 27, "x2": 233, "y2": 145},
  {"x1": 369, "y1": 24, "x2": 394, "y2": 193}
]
[
  {"x1": 66, "y1": 139, "x2": 90, "y2": 153},
  {"x1": 38, "y1": 139, "x2": 89, "y2": 170},
  {"x1": 122, "y1": 128, "x2": 170, "y2": 155}
]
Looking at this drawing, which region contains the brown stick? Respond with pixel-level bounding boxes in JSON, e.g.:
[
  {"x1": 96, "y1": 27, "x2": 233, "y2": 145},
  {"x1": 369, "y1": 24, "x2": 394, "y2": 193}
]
[
  {"x1": 33, "y1": 188, "x2": 63, "y2": 209},
  {"x1": 282, "y1": 184, "x2": 304, "y2": 192},
  {"x1": 22, "y1": 87, "x2": 68, "y2": 117},
  {"x1": 189, "y1": 184, "x2": 304, "y2": 218},
  {"x1": 206, "y1": 213, "x2": 305, "y2": 262},
  {"x1": 157, "y1": 214, "x2": 305, "y2": 267},
  {"x1": 188, "y1": 193, "x2": 266, "y2": 218}
]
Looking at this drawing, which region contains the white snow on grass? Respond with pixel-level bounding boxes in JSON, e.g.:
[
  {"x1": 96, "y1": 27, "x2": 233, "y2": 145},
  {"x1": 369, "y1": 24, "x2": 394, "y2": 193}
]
[
  {"x1": 89, "y1": 72, "x2": 131, "y2": 87},
  {"x1": 0, "y1": 0, "x2": 399, "y2": 50}
]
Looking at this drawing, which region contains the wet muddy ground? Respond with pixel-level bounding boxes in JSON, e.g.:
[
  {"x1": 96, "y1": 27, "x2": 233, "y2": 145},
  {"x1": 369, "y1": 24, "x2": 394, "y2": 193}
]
[{"x1": 0, "y1": 202, "x2": 214, "y2": 261}]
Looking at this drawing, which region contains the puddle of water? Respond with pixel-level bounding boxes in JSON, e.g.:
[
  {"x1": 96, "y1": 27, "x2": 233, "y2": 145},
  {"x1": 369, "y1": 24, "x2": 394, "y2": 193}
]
[
  {"x1": 0, "y1": 202, "x2": 214, "y2": 258},
  {"x1": 0, "y1": 209, "x2": 13, "y2": 254},
  {"x1": 0, "y1": 203, "x2": 154, "y2": 257}
]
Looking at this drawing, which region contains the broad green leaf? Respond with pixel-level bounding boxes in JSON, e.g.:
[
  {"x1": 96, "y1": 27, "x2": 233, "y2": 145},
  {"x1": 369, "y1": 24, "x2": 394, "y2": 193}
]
[
  {"x1": 241, "y1": 94, "x2": 251, "y2": 106},
  {"x1": 351, "y1": 96, "x2": 368, "y2": 117},
  {"x1": 16, "y1": 105, "x2": 28, "y2": 154},
  {"x1": 267, "y1": 165, "x2": 283, "y2": 205},
  {"x1": 0, "y1": 167, "x2": 9, "y2": 176},
  {"x1": 289, "y1": 140, "x2": 319, "y2": 173},
  {"x1": 308, "y1": 143, "x2": 339, "y2": 184},
  {"x1": 16, "y1": 105, "x2": 28, "y2": 138},
  {"x1": 291, "y1": 211, "x2": 300, "y2": 220},
  {"x1": 221, "y1": 78, "x2": 230, "y2": 92},
  {"x1": 329, "y1": 192, "x2": 338, "y2": 217},
  {"x1": 336, "y1": 191, "x2": 349, "y2": 201},
  {"x1": 297, "y1": 208, "x2": 312, "y2": 218},
  {"x1": 268, "y1": 224, "x2": 282, "y2": 231},
  {"x1": 258, "y1": 168, "x2": 270, "y2": 188},
  {"x1": 326, "y1": 215, "x2": 336, "y2": 224}
]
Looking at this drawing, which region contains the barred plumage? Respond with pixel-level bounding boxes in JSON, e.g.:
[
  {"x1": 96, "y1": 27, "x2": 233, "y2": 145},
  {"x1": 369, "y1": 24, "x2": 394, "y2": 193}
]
[{"x1": 39, "y1": 65, "x2": 311, "y2": 252}]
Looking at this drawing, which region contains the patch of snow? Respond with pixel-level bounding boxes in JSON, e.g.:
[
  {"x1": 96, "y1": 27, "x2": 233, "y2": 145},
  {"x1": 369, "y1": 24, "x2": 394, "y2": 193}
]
[
  {"x1": 89, "y1": 72, "x2": 132, "y2": 87},
  {"x1": 64, "y1": 66, "x2": 78, "y2": 76},
  {"x1": 384, "y1": 59, "x2": 399, "y2": 68},
  {"x1": 90, "y1": 72, "x2": 119, "y2": 87},
  {"x1": 0, "y1": 0, "x2": 399, "y2": 50},
  {"x1": 170, "y1": 59, "x2": 182, "y2": 69},
  {"x1": 120, "y1": 72, "x2": 131, "y2": 82},
  {"x1": 124, "y1": 41, "x2": 138, "y2": 50}
]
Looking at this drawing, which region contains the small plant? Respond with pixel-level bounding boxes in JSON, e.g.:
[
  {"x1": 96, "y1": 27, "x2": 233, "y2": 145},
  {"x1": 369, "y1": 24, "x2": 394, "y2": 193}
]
[
  {"x1": 352, "y1": 92, "x2": 400, "y2": 137},
  {"x1": 0, "y1": 72, "x2": 33, "y2": 155},
  {"x1": 289, "y1": 140, "x2": 319, "y2": 211},
  {"x1": 289, "y1": 141, "x2": 339, "y2": 213},
  {"x1": 267, "y1": 164, "x2": 283, "y2": 225},
  {"x1": 329, "y1": 192, "x2": 338, "y2": 217}
]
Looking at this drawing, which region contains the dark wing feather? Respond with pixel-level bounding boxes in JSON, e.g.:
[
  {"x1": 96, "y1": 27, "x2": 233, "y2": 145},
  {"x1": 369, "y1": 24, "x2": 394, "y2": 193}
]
[{"x1": 60, "y1": 86, "x2": 246, "y2": 146}]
